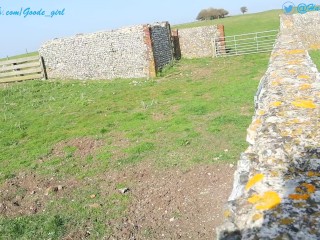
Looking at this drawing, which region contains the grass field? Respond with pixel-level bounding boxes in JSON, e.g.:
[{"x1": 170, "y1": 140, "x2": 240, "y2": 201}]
[
  {"x1": 173, "y1": 10, "x2": 282, "y2": 35},
  {"x1": 0, "y1": 52, "x2": 38, "y2": 62},
  {"x1": 309, "y1": 50, "x2": 320, "y2": 69},
  {"x1": 0, "y1": 55, "x2": 270, "y2": 181},
  {"x1": 0, "y1": 10, "x2": 279, "y2": 239},
  {"x1": 0, "y1": 54, "x2": 270, "y2": 239}
]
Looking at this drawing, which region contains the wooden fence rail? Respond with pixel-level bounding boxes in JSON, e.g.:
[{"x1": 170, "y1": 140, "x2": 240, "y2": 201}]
[{"x1": 0, "y1": 55, "x2": 47, "y2": 83}]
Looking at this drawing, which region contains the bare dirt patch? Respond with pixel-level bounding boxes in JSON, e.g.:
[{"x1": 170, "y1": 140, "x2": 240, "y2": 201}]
[
  {"x1": 103, "y1": 162, "x2": 235, "y2": 239},
  {"x1": 151, "y1": 112, "x2": 168, "y2": 121},
  {"x1": 0, "y1": 160, "x2": 235, "y2": 239},
  {"x1": 50, "y1": 137, "x2": 104, "y2": 159},
  {"x1": 0, "y1": 172, "x2": 78, "y2": 217}
]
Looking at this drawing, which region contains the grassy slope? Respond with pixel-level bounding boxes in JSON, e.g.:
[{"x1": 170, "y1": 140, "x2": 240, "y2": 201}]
[
  {"x1": 0, "y1": 52, "x2": 38, "y2": 61},
  {"x1": 0, "y1": 54, "x2": 270, "y2": 239},
  {"x1": 309, "y1": 50, "x2": 320, "y2": 69},
  {"x1": 0, "y1": 10, "x2": 280, "y2": 239},
  {"x1": 173, "y1": 10, "x2": 282, "y2": 35},
  {"x1": 0, "y1": 55, "x2": 269, "y2": 180}
]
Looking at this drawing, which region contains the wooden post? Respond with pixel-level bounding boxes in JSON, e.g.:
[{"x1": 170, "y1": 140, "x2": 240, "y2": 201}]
[{"x1": 40, "y1": 56, "x2": 48, "y2": 80}]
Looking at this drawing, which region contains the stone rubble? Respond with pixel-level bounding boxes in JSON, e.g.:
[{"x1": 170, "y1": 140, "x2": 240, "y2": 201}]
[{"x1": 217, "y1": 12, "x2": 320, "y2": 239}]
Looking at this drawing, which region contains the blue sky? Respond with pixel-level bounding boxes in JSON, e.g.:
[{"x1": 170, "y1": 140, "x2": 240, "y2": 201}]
[{"x1": 0, "y1": 0, "x2": 306, "y2": 57}]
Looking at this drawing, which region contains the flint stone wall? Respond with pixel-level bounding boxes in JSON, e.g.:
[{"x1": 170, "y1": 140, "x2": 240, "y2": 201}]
[
  {"x1": 289, "y1": 11, "x2": 320, "y2": 49},
  {"x1": 39, "y1": 25, "x2": 148, "y2": 80},
  {"x1": 177, "y1": 25, "x2": 219, "y2": 58},
  {"x1": 150, "y1": 22, "x2": 173, "y2": 71},
  {"x1": 39, "y1": 22, "x2": 174, "y2": 80},
  {"x1": 217, "y1": 12, "x2": 320, "y2": 239}
]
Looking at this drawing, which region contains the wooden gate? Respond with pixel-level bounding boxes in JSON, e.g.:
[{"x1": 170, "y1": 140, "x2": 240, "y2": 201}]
[{"x1": 0, "y1": 55, "x2": 47, "y2": 83}]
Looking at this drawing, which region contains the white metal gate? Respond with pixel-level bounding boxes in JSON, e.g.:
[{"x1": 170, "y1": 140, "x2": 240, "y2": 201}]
[{"x1": 214, "y1": 30, "x2": 278, "y2": 57}]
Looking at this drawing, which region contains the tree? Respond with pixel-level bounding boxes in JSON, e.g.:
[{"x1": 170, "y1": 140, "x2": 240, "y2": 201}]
[
  {"x1": 240, "y1": 6, "x2": 248, "y2": 14},
  {"x1": 196, "y1": 8, "x2": 229, "y2": 21},
  {"x1": 196, "y1": 9, "x2": 210, "y2": 20},
  {"x1": 217, "y1": 9, "x2": 229, "y2": 18}
]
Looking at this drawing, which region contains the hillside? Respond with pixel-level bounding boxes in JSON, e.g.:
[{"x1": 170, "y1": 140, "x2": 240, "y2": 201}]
[{"x1": 173, "y1": 10, "x2": 282, "y2": 35}]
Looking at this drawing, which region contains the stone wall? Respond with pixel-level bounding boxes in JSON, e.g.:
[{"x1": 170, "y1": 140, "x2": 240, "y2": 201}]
[
  {"x1": 287, "y1": 11, "x2": 320, "y2": 49},
  {"x1": 39, "y1": 21, "x2": 222, "y2": 79},
  {"x1": 150, "y1": 22, "x2": 173, "y2": 71},
  {"x1": 177, "y1": 25, "x2": 220, "y2": 58},
  {"x1": 39, "y1": 23, "x2": 173, "y2": 80},
  {"x1": 39, "y1": 25, "x2": 149, "y2": 80},
  {"x1": 217, "y1": 12, "x2": 320, "y2": 239}
]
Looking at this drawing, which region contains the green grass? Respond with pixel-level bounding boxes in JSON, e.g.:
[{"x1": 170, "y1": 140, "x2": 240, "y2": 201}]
[
  {"x1": 0, "y1": 54, "x2": 269, "y2": 178},
  {"x1": 0, "y1": 10, "x2": 279, "y2": 237},
  {"x1": 0, "y1": 52, "x2": 38, "y2": 61},
  {"x1": 173, "y1": 10, "x2": 282, "y2": 35},
  {"x1": 0, "y1": 53, "x2": 270, "y2": 238},
  {"x1": 309, "y1": 50, "x2": 320, "y2": 70}
]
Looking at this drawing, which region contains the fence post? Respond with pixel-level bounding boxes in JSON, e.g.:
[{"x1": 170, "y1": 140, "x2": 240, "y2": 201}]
[
  {"x1": 40, "y1": 56, "x2": 48, "y2": 80},
  {"x1": 256, "y1": 32, "x2": 259, "y2": 53},
  {"x1": 234, "y1": 36, "x2": 237, "y2": 55},
  {"x1": 212, "y1": 38, "x2": 216, "y2": 58}
]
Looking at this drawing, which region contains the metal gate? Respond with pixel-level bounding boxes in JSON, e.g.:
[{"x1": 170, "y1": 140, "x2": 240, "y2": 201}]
[{"x1": 214, "y1": 30, "x2": 278, "y2": 57}]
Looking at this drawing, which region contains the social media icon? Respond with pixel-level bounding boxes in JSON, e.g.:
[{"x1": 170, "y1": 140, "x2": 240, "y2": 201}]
[{"x1": 283, "y1": 2, "x2": 295, "y2": 14}]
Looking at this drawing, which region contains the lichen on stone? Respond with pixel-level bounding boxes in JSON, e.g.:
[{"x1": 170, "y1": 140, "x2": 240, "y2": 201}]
[{"x1": 217, "y1": 12, "x2": 320, "y2": 240}]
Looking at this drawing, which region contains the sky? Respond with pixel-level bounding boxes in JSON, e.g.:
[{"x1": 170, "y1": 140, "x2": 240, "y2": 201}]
[{"x1": 0, "y1": 0, "x2": 309, "y2": 58}]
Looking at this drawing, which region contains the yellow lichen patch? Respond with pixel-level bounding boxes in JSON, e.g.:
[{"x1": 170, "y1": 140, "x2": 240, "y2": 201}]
[
  {"x1": 271, "y1": 78, "x2": 283, "y2": 86},
  {"x1": 300, "y1": 84, "x2": 311, "y2": 90},
  {"x1": 224, "y1": 210, "x2": 231, "y2": 218},
  {"x1": 289, "y1": 193, "x2": 310, "y2": 200},
  {"x1": 248, "y1": 192, "x2": 281, "y2": 210},
  {"x1": 292, "y1": 128, "x2": 303, "y2": 136},
  {"x1": 301, "y1": 183, "x2": 316, "y2": 193},
  {"x1": 288, "y1": 60, "x2": 302, "y2": 65},
  {"x1": 270, "y1": 171, "x2": 279, "y2": 177},
  {"x1": 252, "y1": 213, "x2": 263, "y2": 221},
  {"x1": 298, "y1": 75, "x2": 311, "y2": 80},
  {"x1": 257, "y1": 110, "x2": 265, "y2": 116},
  {"x1": 280, "y1": 218, "x2": 294, "y2": 225},
  {"x1": 245, "y1": 173, "x2": 264, "y2": 190},
  {"x1": 307, "y1": 171, "x2": 320, "y2": 177},
  {"x1": 287, "y1": 118, "x2": 301, "y2": 124},
  {"x1": 255, "y1": 191, "x2": 281, "y2": 210},
  {"x1": 280, "y1": 130, "x2": 289, "y2": 137},
  {"x1": 285, "y1": 49, "x2": 305, "y2": 55},
  {"x1": 271, "y1": 52, "x2": 280, "y2": 58},
  {"x1": 271, "y1": 101, "x2": 282, "y2": 107},
  {"x1": 249, "y1": 118, "x2": 262, "y2": 131},
  {"x1": 288, "y1": 69, "x2": 296, "y2": 74},
  {"x1": 248, "y1": 194, "x2": 261, "y2": 204},
  {"x1": 272, "y1": 81, "x2": 280, "y2": 86},
  {"x1": 292, "y1": 100, "x2": 316, "y2": 109},
  {"x1": 310, "y1": 44, "x2": 320, "y2": 50}
]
